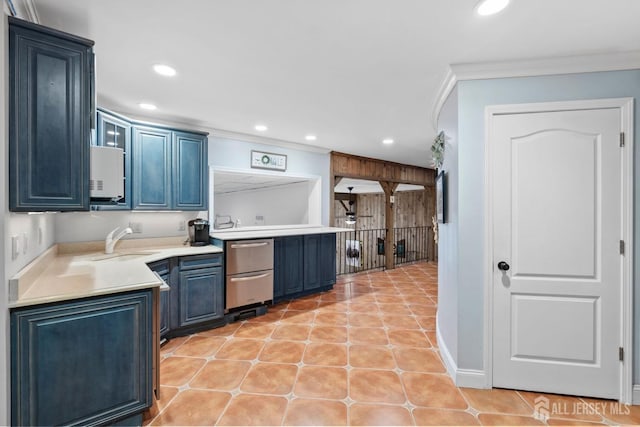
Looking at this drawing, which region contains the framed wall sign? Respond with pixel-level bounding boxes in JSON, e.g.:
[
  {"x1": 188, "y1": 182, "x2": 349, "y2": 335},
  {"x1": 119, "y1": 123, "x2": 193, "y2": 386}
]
[
  {"x1": 251, "y1": 150, "x2": 287, "y2": 171},
  {"x1": 436, "y1": 170, "x2": 446, "y2": 224}
]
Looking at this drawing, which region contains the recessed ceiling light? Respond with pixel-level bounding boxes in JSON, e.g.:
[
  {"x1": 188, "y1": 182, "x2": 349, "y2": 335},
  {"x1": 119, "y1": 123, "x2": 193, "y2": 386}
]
[
  {"x1": 255, "y1": 124, "x2": 268, "y2": 132},
  {"x1": 139, "y1": 103, "x2": 157, "y2": 110},
  {"x1": 475, "y1": 0, "x2": 510, "y2": 16},
  {"x1": 153, "y1": 64, "x2": 177, "y2": 77},
  {"x1": 106, "y1": 130, "x2": 120, "y2": 136},
  {"x1": 305, "y1": 135, "x2": 317, "y2": 141},
  {"x1": 106, "y1": 142, "x2": 116, "y2": 146},
  {"x1": 382, "y1": 138, "x2": 394, "y2": 145}
]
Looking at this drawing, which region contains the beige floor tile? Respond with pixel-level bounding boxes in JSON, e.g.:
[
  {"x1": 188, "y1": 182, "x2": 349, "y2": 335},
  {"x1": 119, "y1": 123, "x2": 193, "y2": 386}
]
[
  {"x1": 215, "y1": 338, "x2": 264, "y2": 360},
  {"x1": 382, "y1": 314, "x2": 421, "y2": 329},
  {"x1": 143, "y1": 385, "x2": 179, "y2": 423},
  {"x1": 240, "y1": 362, "x2": 298, "y2": 395},
  {"x1": 258, "y1": 340, "x2": 305, "y2": 363},
  {"x1": 159, "y1": 356, "x2": 206, "y2": 387},
  {"x1": 349, "y1": 369, "x2": 406, "y2": 404},
  {"x1": 272, "y1": 324, "x2": 311, "y2": 341},
  {"x1": 218, "y1": 394, "x2": 288, "y2": 426},
  {"x1": 388, "y1": 329, "x2": 431, "y2": 348},
  {"x1": 314, "y1": 311, "x2": 348, "y2": 325},
  {"x1": 517, "y1": 391, "x2": 603, "y2": 422},
  {"x1": 151, "y1": 389, "x2": 230, "y2": 426},
  {"x1": 348, "y1": 313, "x2": 384, "y2": 328},
  {"x1": 412, "y1": 408, "x2": 480, "y2": 426},
  {"x1": 232, "y1": 323, "x2": 276, "y2": 339},
  {"x1": 349, "y1": 345, "x2": 396, "y2": 369},
  {"x1": 294, "y1": 366, "x2": 348, "y2": 399},
  {"x1": 309, "y1": 325, "x2": 348, "y2": 343},
  {"x1": 172, "y1": 336, "x2": 226, "y2": 357},
  {"x1": 281, "y1": 309, "x2": 316, "y2": 324},
  {"x1": 461, "y1": 387, "x2": 531, "y2": 416},
  {"x1": 283, "y1": 398, "x2": 347, "y2": 426},
  {"x1": 349, "y1": 403, "x2": 414, "y2": 426},
  {"x1": 402, "y1": 372, "x2": 467, "y2": 409},
  {"x1": 477, "y1": 413, "x2": 544, "y2": 426},
  {"x1": 197, "y1": 322, "x2": 241, "y2": 337},
  {"x1": 160, "y1": 336, "x2": 189, "y2": 356},
  {"x1": 349, "y1": 327, "x2": 389, "y2": 345},
  {"x1": 190, "y1": 359, "x2": 251, "y2": 390},
  {"x1": 303, "y1": 342, "x2": 348, "y2": 366},
  {"x1": 393, "y1": 347, "x2": 446, "y2": 373}
]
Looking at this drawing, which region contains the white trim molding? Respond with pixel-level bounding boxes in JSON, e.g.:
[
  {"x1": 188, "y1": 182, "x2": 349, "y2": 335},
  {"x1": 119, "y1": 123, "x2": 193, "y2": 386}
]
[
  {"x1": 632, "y1": 385, "x2": 640, "y2": 405},
  {"x1": 483, "y1": 97, "x2": 634, "y2": 403},
  {"x1": 431, "y1": 50, "x2": 640, "y2": 129},
  {"x1": 436, "y1": 318, "x2": 489, "y2": 389}
]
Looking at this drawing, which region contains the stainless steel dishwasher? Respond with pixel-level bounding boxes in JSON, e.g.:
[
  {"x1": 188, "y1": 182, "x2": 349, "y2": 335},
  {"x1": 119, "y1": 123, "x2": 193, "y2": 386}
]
[{"x1": 225, "y1": 239, "x2": 274, "y2": 310}]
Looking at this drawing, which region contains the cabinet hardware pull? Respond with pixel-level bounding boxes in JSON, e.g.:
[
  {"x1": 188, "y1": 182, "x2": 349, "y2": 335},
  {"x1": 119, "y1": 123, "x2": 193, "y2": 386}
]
[
  {"x1": 230, "y1": 242, "x2": 269, "y2": 249},
  {"x1": 230, "y1": 273, "x2": 270, "y2": 282}
]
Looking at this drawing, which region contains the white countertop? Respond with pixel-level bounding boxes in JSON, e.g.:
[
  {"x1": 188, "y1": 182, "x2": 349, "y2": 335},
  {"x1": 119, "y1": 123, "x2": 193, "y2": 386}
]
[
  {"x1": 210, "y1": 225, "x2": 352, "y2": 241},
  {"x1": 9, "y1": 237, "x2": 223, "y2": 308}
]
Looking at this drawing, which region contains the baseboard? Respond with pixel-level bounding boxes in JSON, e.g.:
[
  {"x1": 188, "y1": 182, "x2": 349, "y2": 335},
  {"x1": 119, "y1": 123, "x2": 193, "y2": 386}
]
[
  {"x1": 436, "y1": 318, "x2": 489, "y2": 389},
  {"x1": 632, "y1": 385, "x2": 640, "y2": 404}
]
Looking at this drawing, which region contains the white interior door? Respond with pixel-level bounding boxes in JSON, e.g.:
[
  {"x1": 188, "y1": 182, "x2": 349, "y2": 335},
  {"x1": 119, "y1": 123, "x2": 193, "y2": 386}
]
[{"x1": 491, "y1": 105, "x2": 624, "y2": 399}]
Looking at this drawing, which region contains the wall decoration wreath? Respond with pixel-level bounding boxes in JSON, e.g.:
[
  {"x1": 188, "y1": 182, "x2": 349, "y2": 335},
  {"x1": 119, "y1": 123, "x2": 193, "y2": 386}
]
[{"x1": 431, "y1": 131, "x2": 445, "y2": 169}]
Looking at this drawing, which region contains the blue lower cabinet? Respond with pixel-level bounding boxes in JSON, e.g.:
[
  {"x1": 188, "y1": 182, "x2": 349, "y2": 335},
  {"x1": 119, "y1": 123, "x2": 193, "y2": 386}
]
[
  {"x1": 274, "y1": 236, "x2": 304, "y2": 299},
  {"x1": 159, "y1": 279, "x2": 170, "y2": 337},
  {"x1": 11, "y1": 290, "x2": 153, "y2": 426},
  {"x1": 178, "y1": 266, "x2": 224, "y2": 327},
  {"x1": 303, "y1": 233, "x2": 337, "y2": 291},
  {"x1": 273, "y1": 233, "x2": 336, "y2": 302}
]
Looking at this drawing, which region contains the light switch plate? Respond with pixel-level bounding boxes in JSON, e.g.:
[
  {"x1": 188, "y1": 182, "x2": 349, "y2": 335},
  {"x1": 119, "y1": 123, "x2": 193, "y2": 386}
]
[{"x1": 11, "y1": 235, "x2": 20, "y2": 260}]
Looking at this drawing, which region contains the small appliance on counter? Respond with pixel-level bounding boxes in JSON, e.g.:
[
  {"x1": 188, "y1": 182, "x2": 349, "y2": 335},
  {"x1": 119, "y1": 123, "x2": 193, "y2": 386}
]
[{"x1": 188, "y1": 218, "x2": 210, "y2": 246}]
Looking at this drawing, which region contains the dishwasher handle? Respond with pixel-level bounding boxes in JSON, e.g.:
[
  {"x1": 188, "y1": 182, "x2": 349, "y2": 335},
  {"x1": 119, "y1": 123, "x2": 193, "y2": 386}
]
[
  {"x1": 229, "y1": 273, "x2": 270, "y2": 282},
  {"x1": 230, "y1": 242, "x2": 269, "y2": 249}
]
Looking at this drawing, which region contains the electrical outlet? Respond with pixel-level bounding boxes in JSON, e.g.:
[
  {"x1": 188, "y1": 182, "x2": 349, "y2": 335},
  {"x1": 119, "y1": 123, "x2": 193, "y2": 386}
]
[
  {"x1": 129, "y1": 222, "x2": 143, "y2": 233},
  {"x1": 256, "y1": 215, "x2": 264, "y2": 221},
  {"x1": 22, "y1": 232, "x2": 28, "y2": 254},
  {"x1": 178, "y1": 221, "x2": 186, "y2": 231}
]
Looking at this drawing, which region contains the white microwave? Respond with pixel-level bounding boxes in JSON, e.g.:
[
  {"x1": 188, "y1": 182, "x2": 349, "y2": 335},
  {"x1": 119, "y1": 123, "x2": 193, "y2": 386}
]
[{"x1": 90, "y1": 146, "x2": 124, "y2": 199}]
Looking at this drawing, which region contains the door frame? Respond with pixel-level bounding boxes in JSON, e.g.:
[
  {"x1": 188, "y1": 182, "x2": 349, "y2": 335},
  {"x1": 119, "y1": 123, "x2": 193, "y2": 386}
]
[{"x1": 483, "y1": 98, "x2": 634, "y2": 403}]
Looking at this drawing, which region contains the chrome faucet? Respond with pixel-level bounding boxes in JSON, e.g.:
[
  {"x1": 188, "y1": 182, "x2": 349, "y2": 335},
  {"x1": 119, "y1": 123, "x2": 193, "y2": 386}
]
[{"x1": 105, "y1": 226, "x2": 133, "y2": 254}]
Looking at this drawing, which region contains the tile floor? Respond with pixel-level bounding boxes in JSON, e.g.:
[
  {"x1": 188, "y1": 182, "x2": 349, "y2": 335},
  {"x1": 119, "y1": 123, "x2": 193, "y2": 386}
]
[{"x1": 144, "y1": 262, "x2": 638, "y2": 426}]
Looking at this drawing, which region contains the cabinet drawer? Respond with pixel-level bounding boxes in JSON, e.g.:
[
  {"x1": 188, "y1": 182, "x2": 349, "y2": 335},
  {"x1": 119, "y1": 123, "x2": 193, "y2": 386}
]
[
  {"x1": 226, "y1": 239, "x2": 274, "y2": 274},
  {"x1": 226, "y1": 270, "x2": 274, "y2": 310},
  {"x1": 178, "y1": 254, "x2": 222, "y2": 271}
]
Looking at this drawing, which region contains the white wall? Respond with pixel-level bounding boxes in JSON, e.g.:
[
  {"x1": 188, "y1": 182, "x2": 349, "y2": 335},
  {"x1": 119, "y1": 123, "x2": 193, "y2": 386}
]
[
  {"x1": 215, "y1": 182, "x2": 309, "y2": 227},
  {"x1": 436, "y1": 85, "x2": 459, "y2": 366},
  {"x1": 55, "y1": 210, "x2": 206, "y2": 243},
  {"x1": 0, "y1": 10, "x2": 8, "y2": 425},
  {"x1": 209, "y1": 136, "x2": 330, "y2": 225}
]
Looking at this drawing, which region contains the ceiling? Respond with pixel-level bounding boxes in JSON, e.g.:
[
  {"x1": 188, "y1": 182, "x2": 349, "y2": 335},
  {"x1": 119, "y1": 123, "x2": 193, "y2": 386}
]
[
  {"x1": 27, "y1": 0, "x2": 640, "y2": 167},
  {"x1": 213, "y1": 170, "x2": 308, "y2": 194}
]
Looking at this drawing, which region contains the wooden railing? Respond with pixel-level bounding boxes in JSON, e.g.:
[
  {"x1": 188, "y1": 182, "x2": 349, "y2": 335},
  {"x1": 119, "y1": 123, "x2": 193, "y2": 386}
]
[{"x1": 335, "y1": 226, "x2": 435, "y2": 275}]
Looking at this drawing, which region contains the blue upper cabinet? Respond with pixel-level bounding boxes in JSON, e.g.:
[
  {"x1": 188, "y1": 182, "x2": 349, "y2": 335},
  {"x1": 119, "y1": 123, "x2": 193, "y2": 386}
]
[
  {"x1": 132, "y1": 126, "x2": 172, "y2": 210},
  {"x1": 94, "y1": 109, "x2": 132, "y2": 209},
  {"x1": 173, "y1": 131, "x2": 208, "y2": 210},
  {"x1": 9, "y1": 17, "x2": 94, "y2": 212},
  {"x1": 132, "y1": 125, "x2": 208, "y2": 211}
]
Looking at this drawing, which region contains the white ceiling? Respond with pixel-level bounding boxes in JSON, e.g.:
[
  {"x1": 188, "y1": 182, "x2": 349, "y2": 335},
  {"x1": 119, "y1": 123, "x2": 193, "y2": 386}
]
[
  {"x1": 29, "y1": 0, "x2": 640, "y2": 167},
  {"x1": 213, "y1": 170, "x2": 308, "y2": 194}
]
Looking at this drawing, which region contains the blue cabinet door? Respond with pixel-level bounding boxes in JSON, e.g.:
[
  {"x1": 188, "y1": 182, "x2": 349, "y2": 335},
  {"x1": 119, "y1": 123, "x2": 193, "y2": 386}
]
[
  {"x1": 11, "y1": 290, "x2": 153, "y2": 426},
  {"x1": 159, "y1": 275, "x2": 170, "y2": 338},
  {"x1": 173, "y1": 131, "x2": 208, "y2": 210},
  {"x1": 178, "y1": 267, "x2": 224, "y2": 327},
  {"x1": 303, "y1": 233, "x2": 337, "y2": 291},
  {"x1": 274, "y1": 236, "x2": 304, "y2": 299},
  {"x1": 94, "y1": 109, "x2": 132, "y2": 209},
  {"x1": 132, "y1": 126, "x2": 172, "y2": 209},
  {"x1": 9, "y1": 17, "x2": 93, "y2": 212}
]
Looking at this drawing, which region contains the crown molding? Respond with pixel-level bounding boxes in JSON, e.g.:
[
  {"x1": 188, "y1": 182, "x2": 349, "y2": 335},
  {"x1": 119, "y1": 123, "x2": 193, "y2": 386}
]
[
  {"x1": 431, "y1": 50, "x2": 640, "y2": 130},
  {"x1": 5, "y1": 0, "x2": 39, "y2": 22}
]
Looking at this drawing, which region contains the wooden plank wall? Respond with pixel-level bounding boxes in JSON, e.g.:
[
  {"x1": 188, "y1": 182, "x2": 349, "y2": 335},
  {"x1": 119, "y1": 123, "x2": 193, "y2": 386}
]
[
  {"x1": 333, "y1": 189, "x2": 435, "y2": 229},
  {"x1": 331, "y1": 151, "x2": 435, "y2": 185}
]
